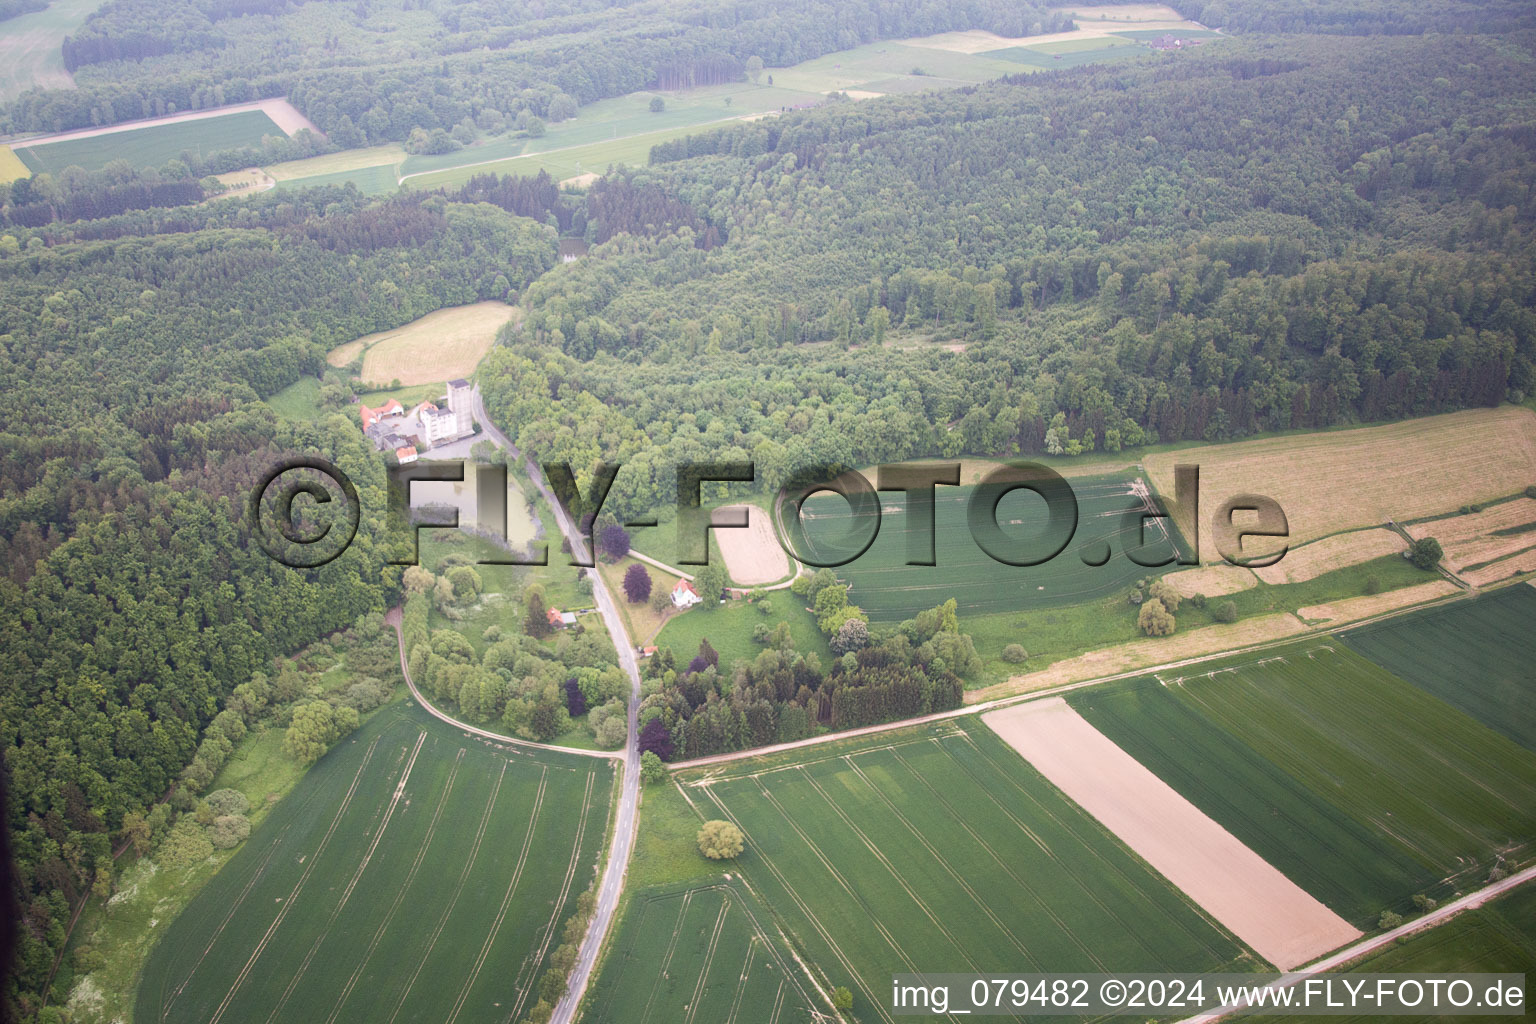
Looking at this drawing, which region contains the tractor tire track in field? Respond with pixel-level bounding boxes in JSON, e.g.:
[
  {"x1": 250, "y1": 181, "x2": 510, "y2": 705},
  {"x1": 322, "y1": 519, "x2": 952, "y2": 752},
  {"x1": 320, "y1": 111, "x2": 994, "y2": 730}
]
[
  {"x1": 507, "y1": 769, "x2": 597, "y2": 1023},
  {"x1": 386, "y1": 760, "x2": 507, "y2": 1024},
  {"x1": 325, "y1": 745, "x2": 466, "y2": 1024},
  {"x1": 796, "y1": 766, "x2": 983, "y2": 972},
  {"x1": 841, "y1": 754, "x2": 1044, "y2": 970},
  {"x1": 444, "y1": 765, "x2": 548, "y2": 1024},
  {"x1": 265, "y1": 729, "x2": 428, "y2": 1023},
  {"x1": 723, "y1": 937, "x2": 757, "y2": 1024},
  {"x1": 638, "y1": 890, "x2": 695, "y2": 1024},
  {"x1": 204, "y1": 734, "x2": 383, "y2": 1024},
  {"x1": 693, "y1": 782, "x2": 899, "y2": 1024},
  {"x1": 682, "y1": 895, "x2": 731, "y2": 1024}
]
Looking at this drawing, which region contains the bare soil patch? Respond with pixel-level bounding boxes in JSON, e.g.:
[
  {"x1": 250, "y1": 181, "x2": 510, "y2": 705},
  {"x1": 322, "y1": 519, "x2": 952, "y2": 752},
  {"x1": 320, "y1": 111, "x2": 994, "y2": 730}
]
[
  {"x1": 1162, "y1": 563, "x2": 1257, "y2": 598},
  {"x1": 712, "y1": 504, "x2": 791, "y2": 586},
  {"x1": 1145, "y1": 408, "x2": 1536, "y2": 563},
  {"x1": 1297, "y1": 580, "x2": 1458, "y2": 625},
  {"x1": 1254, "y1": 529, "x2": 1405, "y2": 585},
  {"x1": 984, "y1": 698, "x2": 1361, "y2": 970}
]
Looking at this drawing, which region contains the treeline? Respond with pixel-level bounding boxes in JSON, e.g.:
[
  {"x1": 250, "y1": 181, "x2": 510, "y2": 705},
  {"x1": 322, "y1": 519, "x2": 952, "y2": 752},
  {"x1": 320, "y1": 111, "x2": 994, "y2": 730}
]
[
  {"x1": 637, "y1": 595, "x2": 971, "y2": 761},
  {"x1": 0, "y1": 194, "x2": 556, "y2": 1021},
  {"x1": 11, "y1": 0, "x2": 1074, "y2": 141},
  {"x1": 0, "y1": 0, "x2": 45, "y2": 22},
  {"x1": 1164, "y1": 0, "x2": 1536, "y2": 35}
]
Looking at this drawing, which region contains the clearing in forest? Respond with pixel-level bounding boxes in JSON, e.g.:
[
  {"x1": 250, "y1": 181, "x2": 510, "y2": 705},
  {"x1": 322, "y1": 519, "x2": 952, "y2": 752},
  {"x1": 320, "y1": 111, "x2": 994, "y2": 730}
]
[
  {"x1": 984, "y1": 697, "x2": 1360, "y2": 968},
  {"x1": 328, "y1": 301, "x2": 518, "y2": 386},
  {"x1": 1144, "y1": 407, "x2": 1536, "y2": 563},
  {"x1": 135, "y1": 701, "x2": 614, "y2": 1024}
]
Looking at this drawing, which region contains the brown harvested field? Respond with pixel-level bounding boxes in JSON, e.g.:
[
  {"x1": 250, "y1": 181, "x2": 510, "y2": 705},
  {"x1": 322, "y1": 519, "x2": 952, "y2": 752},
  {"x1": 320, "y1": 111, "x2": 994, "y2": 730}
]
[
  {"x1": 966, "y1": 614, "x2": 1308, "y2": 703},
  {"x1": 984, "y1": 698, "x2": 1360, "y2": 969},
  {"x1": 327, "y1": 302, "x2": 518, "y2": 386},
  {"x1": 1253, "y1": 528, "x2": 1406, "y2": 585},
  {"x1": 1144, "y1": 407, "x2": 1536, "y2": 563},
  {"x1": 1408, "y1": 498, "x2": 1536, "y2": 573},
  {"x1": 711, "y1": 504, "x2": 791, "y2": 586},
  {"x1": 1462, "y1": 549, "x2": 1536, "y2": 588},
  {"x1": 854, "y1": 456, "x2": 1140, "y2": 489},
  {"x1": 1297, "y1": 580, "x2": 1458, "y2": 625},
  {"x1": 1162, "y1": 563, "x2": 1257, "y2": 598}
]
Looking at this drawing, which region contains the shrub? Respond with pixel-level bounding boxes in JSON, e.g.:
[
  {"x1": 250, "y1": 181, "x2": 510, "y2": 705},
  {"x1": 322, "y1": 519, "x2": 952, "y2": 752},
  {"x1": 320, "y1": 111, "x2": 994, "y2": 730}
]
[
  {"x1": 1526, "y1": 485, "x2": 1536, "y2": 499},
  {"x1": 1213, "y1": 600, "x2": 1238, "y2": 624},
  {"x1": 1411, "y1": 893, "x2": 1437, "y2": 913},
  {"x1": 649, "y1": 590, "x2": 671, "y2": 612},
  {"x1": 833, "y1": 987, "x2": 855, "y2": 1011},
  {"x1": 1189, "y1": 592, "x2": 1207, "y2": 609},
  {"x1": 158, "y1": 818, "x2": 214, "y2": 870},
  {"x1": 640, "y1": 750, "x2": 668, "y2": 785},
  {"x1": 1138, "y1": 598, "x2": 1175, "y2": 636},
  {"x1": 208, "y1": 815, "x2": 251, "y2": 850},
  {"x1": 595, "y1": 716, "x2": 626, "y2": 749},
  {"x1": 697, "y1": 820, "x2": 745, "y2": 860},
  {"x1": 1364, "y1": 574, "x2": 1382, "y2": 595},
  {"x1": 751, "y1": 623, "x2": 771, "y2": 644},
  {"x1": 1002, "y1": 644, "x2": 1028, "y2": 663},
  {"x1": 1378, "y1": 910, "x2": 1404, "y2": 930},
  {"x1": 204, "y1": 788, "x2": 249, "y2": 817},
  {"x1": 1470, "y1": 503, "x2": 1484, "y2": 513}
]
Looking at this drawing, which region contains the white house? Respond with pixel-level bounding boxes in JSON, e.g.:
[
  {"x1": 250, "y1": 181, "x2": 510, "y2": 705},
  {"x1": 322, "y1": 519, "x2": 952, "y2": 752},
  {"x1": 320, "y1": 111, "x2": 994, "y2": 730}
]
[{"x1": 671, "y1": 578, "x2": 702, "y2": 609}]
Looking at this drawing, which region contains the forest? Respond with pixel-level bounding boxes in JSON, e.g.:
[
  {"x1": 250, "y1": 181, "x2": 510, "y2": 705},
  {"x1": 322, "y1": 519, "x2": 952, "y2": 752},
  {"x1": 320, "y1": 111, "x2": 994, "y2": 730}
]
[
  {"x1": 5, "y1": 0, "x2": 1077, "y2": 140},
  {"x1": 479, "y1": 31, "x2": 1536, "y2": 520},
  {"x1": 2, "y1": 2, "x2": 1536, "y2": 1019},
  {"x1": 0, "y1": 193, "x2": 555, "y2": 1019}
]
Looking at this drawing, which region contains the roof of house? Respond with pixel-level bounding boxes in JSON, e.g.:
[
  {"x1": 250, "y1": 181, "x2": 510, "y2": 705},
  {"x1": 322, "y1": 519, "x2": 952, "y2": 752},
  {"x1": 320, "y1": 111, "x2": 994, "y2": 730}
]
[
  {"x1": 547, "y1": 606, "x2": 563, "y2": 624},
  {"x1": 396, "y1": 445, "x2": 418, "y2": 460},
  {"x1": 449, "y1": 378, "x2": 469, "y2": 388},
  {"x1": 359, "y1": 398, "x2": 404, "y2": 429},
  {"x1": 673, "y1": 578, "x2": 698, "y2": 596}
]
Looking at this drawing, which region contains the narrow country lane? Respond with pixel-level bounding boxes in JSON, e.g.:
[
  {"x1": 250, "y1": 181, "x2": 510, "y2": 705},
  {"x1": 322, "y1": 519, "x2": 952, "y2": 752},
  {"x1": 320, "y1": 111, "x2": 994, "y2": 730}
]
[{"x1": 467, "y1": 385, "x2": 643, "y2": 1024}]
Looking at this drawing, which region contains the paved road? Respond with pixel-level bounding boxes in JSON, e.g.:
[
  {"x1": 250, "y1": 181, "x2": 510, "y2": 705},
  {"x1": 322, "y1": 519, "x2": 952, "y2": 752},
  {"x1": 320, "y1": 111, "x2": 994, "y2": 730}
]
[{"x1": 468, "y1": 386, "x2": 643, "y2": 1024}]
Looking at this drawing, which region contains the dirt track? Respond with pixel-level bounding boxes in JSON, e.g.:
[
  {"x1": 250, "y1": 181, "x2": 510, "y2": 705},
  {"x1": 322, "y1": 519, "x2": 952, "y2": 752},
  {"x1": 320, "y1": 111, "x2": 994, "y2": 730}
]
[{"x1": 984, "y1": 698, "x2": 1361, "y2": 970}]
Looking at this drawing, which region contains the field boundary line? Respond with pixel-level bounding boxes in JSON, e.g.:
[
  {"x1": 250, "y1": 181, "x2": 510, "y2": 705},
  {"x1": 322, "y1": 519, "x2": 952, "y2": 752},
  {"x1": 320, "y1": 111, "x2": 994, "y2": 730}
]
[
  {"x1": 445, "y1": 765, "x2": 549, "y2": 1024},
  {"x1": 508, "y1": 769, "x2": 598, "y2": 1022},
  {"x1": 325, "y1": 745, "x2": 466, "y2": 1024},
  {"x1": 203, "y1": 734, "x2": 382, "y2": 1024},
  {"x1": 265, "y1": 729, "x2": 427, "y2": 1022},
  {"x1": 386, "y1": 760, "x2": 507, "y2": 1024}
]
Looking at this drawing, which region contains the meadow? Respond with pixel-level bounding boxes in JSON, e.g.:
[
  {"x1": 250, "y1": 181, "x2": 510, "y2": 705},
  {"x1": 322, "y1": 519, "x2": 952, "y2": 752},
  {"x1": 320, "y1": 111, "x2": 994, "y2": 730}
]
[
  {"x1": 135, "y1": 701, "x2": 615, "y2": 1024},
  {"x1": 654, "y1": 594, "x2": 832, "y2": 670},
  {"x1": 0, "y1": 0, "x2": 97, "y2": 101},
  {"x1": 798, "y1": 471, "x2": 1182, "y2": 623},
  {"x1": 1165, "y1": 644, "x2": 1536, "y2": 880},
  {"x1": 678, "y1": 718, "x2": 1254, "y2": 1023},
  {"x1": 326, "y1": 300, "x2": 517, "y2": 387},
  {"x1": 585, "y1": 882, "x2": 818, "y2": 1024},
  {"x1": 1341, "y1": 583, "x2": 1536, "y2": 751},
  {"x1": 15, "y1": 109, "x2": 285, "y2": 175},
  {"x1": 1069, "y1": 676, "x2": 1436, "y2": 925}
]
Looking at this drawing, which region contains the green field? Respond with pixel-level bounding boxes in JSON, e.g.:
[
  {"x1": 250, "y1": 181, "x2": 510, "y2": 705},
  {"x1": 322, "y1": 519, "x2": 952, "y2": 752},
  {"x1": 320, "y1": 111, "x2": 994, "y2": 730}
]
[
  {"x1": 586, "y1": 882, "x2": 819, "y2": 1024},
  {"x1": 990, "y1": 44, "x2": 1150, "y2": 69},
  {"x1": 768, "y1": 40, "x2": 1025, "y2": 94},
  {"x1": 654, "y1": 593, "x2": 833, "y2": 670},
  {"x1": 1246, "y1": 882, "x2": 1536, "y2": 1024},
  {"x1": 1165, "y1": 644, "x2": 1536, "y2": 879},
  {"x1": 17, "y1": 110, "x2": 285, "y2": 175},
  {"x1": 266, "y1": 376, "x2": 325, "y2": 421},
  {"x1": 799, "y1": 472, "x2": 1181, "y2": 622},
  {"x1": 1341, "y1": 583, "x2": 1536, "y2": 750},
  {"x1": 0, "y1": 0, "x2": 99, "y2": 102},
  {"x1": 135, "y1": 701, "x2": 615, "y2": 1024},
  {"x1": 678, "y1": 719, "x2": 1254, "y2": 1022},
  {"x1": 1069, "y1": 676, "x2": 1436, "y2": 925}
]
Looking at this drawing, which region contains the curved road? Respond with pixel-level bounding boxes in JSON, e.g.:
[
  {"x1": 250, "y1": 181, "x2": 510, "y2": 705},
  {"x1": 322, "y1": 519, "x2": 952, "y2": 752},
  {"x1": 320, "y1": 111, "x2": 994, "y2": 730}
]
[{"x1": 467, "y1": 386, "x2": 642, "y2": 1024}]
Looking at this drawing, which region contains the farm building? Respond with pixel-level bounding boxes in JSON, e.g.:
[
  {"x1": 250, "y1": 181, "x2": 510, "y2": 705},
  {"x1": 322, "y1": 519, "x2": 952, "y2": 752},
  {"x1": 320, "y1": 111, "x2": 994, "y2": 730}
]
[
  {"x1": 671, "y1": 579, "x2": 702, "y2": 609},
  {"x1": 359, "y1": 380, "x2": 474, "y2": 453},
  {"x1": 546, "y1": 606, "x2": 579, "y2": 628}
]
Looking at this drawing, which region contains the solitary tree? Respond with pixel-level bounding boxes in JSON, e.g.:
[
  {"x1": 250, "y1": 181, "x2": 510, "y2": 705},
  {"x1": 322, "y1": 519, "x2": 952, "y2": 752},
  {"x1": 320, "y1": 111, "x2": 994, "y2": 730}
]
[
  {"x1": 1409, "y1": 536, "x2": 1444, "y2": 570},
  {"x1": 832, "y1": 987, "x2": 855, "y2": 1011},
  {"x1": 524, "y1": 586, "x2": 553, "y2": 638},
  {"x1": 697, "y1": 819, "x2": 745, "y2": 860},
  {"x1": 1138, "y1": 598, "x2": 1176, "y2": 636},
  {"x1": 622, "y1": 562, "x2": 652, "y2": 603},
  {"x1": 746, "y1": 55, "x2": 765, "y2": 83},
  {"x1": 640, "y1": 750, "x2": 669, "y2": 785},
  {"x1": 599, "y1": 523, "x2": 631, "y2": 561},
  {"x1": 649, "y1": 96, "x2": 666, "y2": 113},
  {"x1": 1213, "y1": 600, "x2": 1239, "y2": 623},
  {"x1": 694, "y1": 563, "x2": 728, "y2": 605}
]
